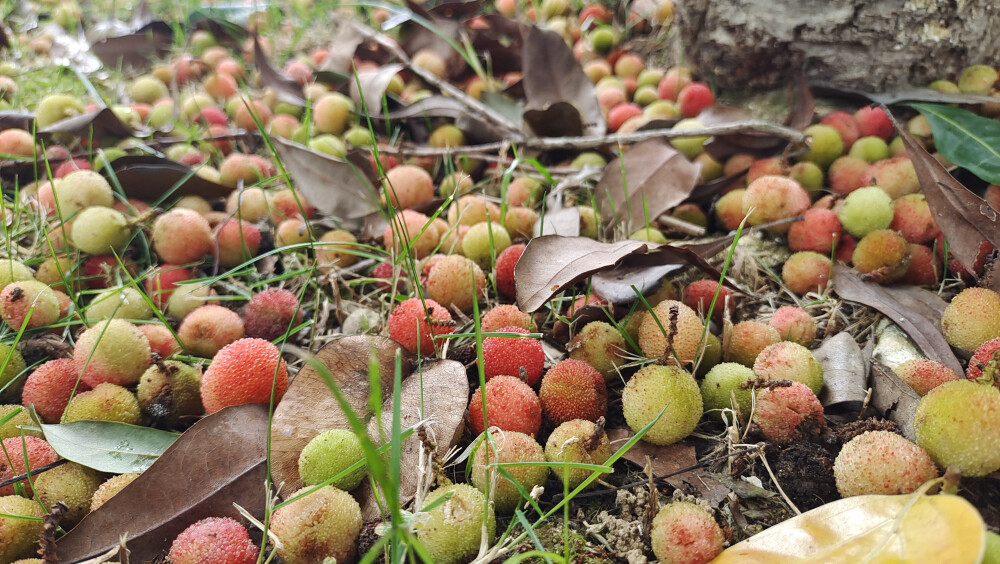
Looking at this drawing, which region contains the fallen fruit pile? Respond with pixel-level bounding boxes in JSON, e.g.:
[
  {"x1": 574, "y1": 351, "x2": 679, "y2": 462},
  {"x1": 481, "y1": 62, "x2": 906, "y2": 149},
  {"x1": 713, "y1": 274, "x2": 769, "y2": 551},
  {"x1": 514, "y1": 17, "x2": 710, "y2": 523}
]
[{"x1": 0, "y1": 0, "x2": 999, "y2": 561}]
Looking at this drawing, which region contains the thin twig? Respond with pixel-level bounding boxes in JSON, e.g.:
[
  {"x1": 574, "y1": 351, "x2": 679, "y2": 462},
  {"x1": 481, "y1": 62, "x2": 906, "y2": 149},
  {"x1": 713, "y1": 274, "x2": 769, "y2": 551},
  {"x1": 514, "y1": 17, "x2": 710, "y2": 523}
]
[
  {"x1": 377, "y1": 121, "x2": 809, "y2": 156},
  {"x1": 759, "y1": 449, "x2": 801, "y2": 515},
  {"x1": 0, "y1": 458, "x2": 67, "y2": 489}
]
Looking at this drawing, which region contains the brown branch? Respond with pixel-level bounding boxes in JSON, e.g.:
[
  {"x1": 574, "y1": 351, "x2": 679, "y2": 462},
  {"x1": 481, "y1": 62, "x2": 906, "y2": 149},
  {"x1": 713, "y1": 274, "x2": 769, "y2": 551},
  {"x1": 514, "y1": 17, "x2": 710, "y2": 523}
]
[{"x1": 378, "y1": 121, "x2": 809, "y2": 156}]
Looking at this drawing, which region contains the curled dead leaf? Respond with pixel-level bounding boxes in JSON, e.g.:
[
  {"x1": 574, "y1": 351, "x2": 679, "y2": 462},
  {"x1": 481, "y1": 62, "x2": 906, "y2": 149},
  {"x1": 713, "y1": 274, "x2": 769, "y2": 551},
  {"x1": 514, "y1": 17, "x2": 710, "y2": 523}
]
[
  {"x1": 270, "y1": 336, "x2": 468, "y2": 520},
  {"x1": 56, "y1": 404, "x2": 269, "y2": 563},
  {"x1": 521, "y1": 26, "x2": 604, "y2": 137}
]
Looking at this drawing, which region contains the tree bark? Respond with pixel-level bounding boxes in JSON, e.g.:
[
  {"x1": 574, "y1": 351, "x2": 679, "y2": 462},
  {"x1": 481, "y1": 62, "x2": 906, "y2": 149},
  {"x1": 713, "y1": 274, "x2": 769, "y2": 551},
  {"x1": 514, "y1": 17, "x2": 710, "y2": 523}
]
[{"x1": 675, "y1": 0, "x2": 1000, "y2": 91}]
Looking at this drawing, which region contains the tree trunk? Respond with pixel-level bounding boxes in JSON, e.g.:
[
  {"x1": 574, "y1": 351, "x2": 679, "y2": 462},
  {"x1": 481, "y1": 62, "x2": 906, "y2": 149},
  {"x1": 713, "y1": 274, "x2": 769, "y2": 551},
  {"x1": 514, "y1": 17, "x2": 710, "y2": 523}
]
[{"x1": 675, "y1": 0, "x2": 1000, "y2": 91}]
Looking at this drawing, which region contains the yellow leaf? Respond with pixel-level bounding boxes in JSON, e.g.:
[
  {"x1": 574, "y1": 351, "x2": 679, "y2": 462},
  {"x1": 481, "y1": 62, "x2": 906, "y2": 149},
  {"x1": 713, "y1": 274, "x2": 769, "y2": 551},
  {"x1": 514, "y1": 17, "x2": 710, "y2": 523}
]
[{"x1": 711, "y1": 491, "x2": 985, "y2": 564}]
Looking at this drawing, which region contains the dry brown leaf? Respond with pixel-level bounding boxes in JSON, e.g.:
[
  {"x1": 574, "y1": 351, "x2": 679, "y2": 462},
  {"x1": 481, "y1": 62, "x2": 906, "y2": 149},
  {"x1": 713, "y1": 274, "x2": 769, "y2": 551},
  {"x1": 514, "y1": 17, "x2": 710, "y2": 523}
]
[
  {"x1": 384, "y1": 95, "x2": 470, "y2": 120},
  {"x1": 521, "y1": 26, "x2": 604, "y2": 137},
  {"x1": 515, "y1": 235, "x2": 731, "y2": 312},
  {"x1": 56, "y1": 404, "x2": 269, "y2": 563},
  {"x1": 813, "y1": 83, "x2": 1000, "y2": 106},
  {"x1": 831, "y1": 264, "x2": 963, "y2": 375},
  {"x1": 712, "y1": 489, "x2": 985, "y2": 563},
  {"x1": 271, "y1": 137, "x2": 381, "y2": 221},
  {"x1": 606, "y1": 428, "x2": 698, "y2": 490},
  {"x1": 318, "y1": 19, "x2": 366, "y2": 75},
  {"x1": 813, "y1": 332, "x2": 868, "y2": 410},
  {"x1": 101, "y1": 155, "x2": 232, "y2": 201},
  {"x1": 254, "y1": 35, "x2": 306, "y2": 106},
  {"x1": 270, "y1": 336, "x2": 468, "y2": 519},
  {"x1": 39, "y1": 107, "x2": 136, "y2": 139},
  {"x1": 0, "y1": 110, "x2": 35, "y2": 131},
  {"x1": 89, "y1": 22, "x2": 172, "y2": 71},
  {"x1": 533, "y1": 206, "x2": 580, "y2": 237},
  {"x1": 784, "y1": 73, "x2": 816, "y2": 131},
  {"x1": 869, "y1": 361, "x2": 921, "y2": 440},
  {"x1": 887, "y1": 106, "x2": 1000, "y2": 280},
  {"x1": 594, "y1": 138, "x2": 701, "y2": 235},
  {"x1": 469, "y1": 14, "x2": 524, "y2": 76},
  {"x1": 350, "y1": 63, "x2": 405, "y2": 114}
]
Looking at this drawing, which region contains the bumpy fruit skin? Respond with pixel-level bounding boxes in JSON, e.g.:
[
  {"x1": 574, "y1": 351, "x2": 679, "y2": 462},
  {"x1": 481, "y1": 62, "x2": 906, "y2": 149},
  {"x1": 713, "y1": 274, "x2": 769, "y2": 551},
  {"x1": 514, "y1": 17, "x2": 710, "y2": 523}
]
[
  {"x1": 0, "y1": 280, "x2": 60, "y2": 330},
  {"x1": 894, "y1": 359, "x2": 959, "y2": 396},
  {"x1": 417, "y1": 484, "x2": 496, "y2": 564},
  {"x1": 201, "y1": 338, "x2": 289, "y2": 414},
  {"x1": 0, "y1": 436, "x2": 58, "y2": 496},
  {"x1": 781, "y1": 251, "x2": 831, "y2": 295},
  {"x1": 481, "y1": 305, "x2": 533, "y2": 333},
  {"x1": 568, "y1": 321, "x2": 627, "y2": 379},
  {"x1": 740, "y1": 176, "x2": 811, "y2": 232},
  {"x1": 74, "y1": 319, "x2": 151, "y2": 387},
  {"x1": 754, "y1": 382, "x2": 826, "y2": 444},
  {"x1": 622, "y1": 365, "x2": 702, "y2": 445},
  {"x1": 22, "y1": 358, "x2": 87, "y2": 423},
  {"x1": 298, "y1": 429, "x2": 367, "y2": 490},
  {"x1": 968, "y1": 338, "x2": 1000, "y2": 381},
  {"x1": 178, "y1": 304, "x2": 246, "y2": 358},
  {"x1": 384, "y1": 210, "x2": 440, "y2": 259},
  {"x1": 769, "y1": 305, "x2": 817, "y2": 346},
  {"x1": 140, "y1": 324, "x2": 181, "y2": 359},
  {"x1": 136, "y1": 361, "x2": 203, "y2": 426},
  {"x1": 426, "y1": 255, "x2": 486, "y2": 313},
  {"x1": 941, "y1": 288, "x2": 1000, "y2": 351},
  {"x1": 915, "y1": 379, "x2": 1000, "y2": 477},
  {"x1": 71, "y1": 206, "x2": 131, "y2": 254},
  {"x1": 726, "y1": 321, "x2": 781, "y2": 366},
  {"x1": 64, "y1": 383, "x2": 141, "y2": 425},
  {"x1": 852, "y1": 229, "x2": 910, "y2": 284},
  {"x1": 271, "y1": 485, "x2": 362, "y2": 564},
  {"x1": 316, "y1": 229, "x2": 359, "y2": 269},
  {"x1": 820, "y1": 110, "x2": 861, "y2": 149},
  {"x1": 545, "y1": 419, "x2": 612, "y2": 489},
  {"x1": 0, "y1": 495, "x2": 45, "y2": 562},
  {"x1": 787, "y1": 208, "x2": 842, "y2": 255},
  {"x1": 0, "y1": 406, "x2": 40, "y2": 440},
  {"x1": 902, "y1": 243, "x2": 941, "y2": 286},
  {"x1": 243, "y1": 288, "x2": 303, "y2": 341},
  {"x1": 0, "y1": 344, "x2": 26, "y2": 402},
  {"x1": 168, "y1": 517, "x2": 259, "y2": 564},
  {"x1": 714, "y1": 188, "x2": 747, "y2": 231},
  {"x1": 539, "y1": 359, "x2": 607, "y2": 426},
  {"x1": 836, "y1": 186, "x2": 894, "y2": 238},
  {"x1": 700, "y1": 362, "x2": 756, "y2": 417},
  {"x1": 213, "y1": 219, "x2": 262, "y2": 268},
  {"x1": 383, "y1": 164, "x2": 435, "y2": 210},
  {"x1": 890, "y1": 193, "x2": 939, "y2": 244},
  {"x1": 682, "y1": 279, "x2": 734, "y2": 319},
  {"x1": 853, "y1": 106, "x2": 894, "y2": 140},
  {"x1": 801, "y1": 124, "x2": 845, "y2": 168},
  {"x1": 0, "y1": 260, "x2": 34, "y2": 293},
  {"x1": 50, "y1": 170, "x2": 113, "y2": 218},
  {"x1": 650, "y1": 501, "x2": 725, "y2": 564},
  {"x1": 862, "y1": 156, "x2": 920, "y2": 200},
  {"x1": 834, "y1": 431, "x2": 938, "y2": 497},
  {"x1": 753, "y1": 341, "x2": 824, "y2": 395},
  {"x1": 462, "y1": 221, "x2": 512, "y2": 268},
  {"x1": 468, "y1": 375, "x2": 542, "y2": 436},
  {"x1": 482, "y1": 326, "x2": 545, "y2": 385},
  {"x1": 90, "y1": 472, "x2": 139, "y2": 511},
  {"x1": 470, "y1": 430, "x2": 548, "y2": 514},
  {"x1": 152, "y1": 208, "x2": 213, "y2": 264},
  {"x1": 447, "y1": 196, "x2": 501, "y2": 227},
  {"x1": 387, "y1": 298, "x2": 454, "y2": 356},
  {"x1": 34, "y1": 461, "x2": 101, "y2": 526},
  {"x1": 637, "y1": 300, "x2": 705, "y2": 366}
]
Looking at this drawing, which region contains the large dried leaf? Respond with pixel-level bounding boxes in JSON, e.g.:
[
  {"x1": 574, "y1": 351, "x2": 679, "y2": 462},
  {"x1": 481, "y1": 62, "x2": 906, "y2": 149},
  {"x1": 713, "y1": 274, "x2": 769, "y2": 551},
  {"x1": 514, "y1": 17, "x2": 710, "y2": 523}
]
[
  {"x1": 869, "y1": 361, "x2": 921, "y2": 441},
  {"x1": 103, "y1": 155, "x2": 232, "y2": 201},
  {"x1": 521, "y1": 26, "x2": 604, "y2": 137},
  {"x1": 89, "y1": 23, "x2": 172, "y2": 70},
  {"x1": 831, "y1": 264, "x2": 963, "y2": 375},
  {"x1": 57, "y1": 404, "x2": 269, "y2": 563},
  {"x1": 533, "y1": 206, "x2": 580, "y2": 237},
  {"x1": 887, "y1": 106, "x2": 1000, "y2": 277},
  {"x1": 0, "y1": 111, "x2": 34, "y2": 131},
  {"x1": 606, "y1": 428, "x2": 697, "y2": 490},
  {"x1": 469, "y1": 14, "x2": 524, "y2": 75},
  {"x1": 318, "y1": 18, "x2": 366, "y2": 74},
  {"x1": 814, "y1": 332, "x2": 868, "y2": 410},
  {"x1": 712, "y1": 490, "x2": 985, "y2": 563},
  {"x1": 40, "y1": 419, "x2": 178, "y2": 474},
  {"x1": 38, "y1": 107, "x2": 136, "y2": 139},
  {"x1": 254, "y1": 35, "x2": 306, "y2": 106},
  {"x1": 385, "y1": 95, "x2": 470, "y2": 120},
  {"x1": 271, "y1": 137, "x2": 380, "y2": 220},
  {"x1": 270, "y1": 336, "x2": 468, "y2": 519},
  {"x1": 594, "y1": 138, "x2": 701, "y2": 234},
  {"x1": 784, "y1": 74, "x2": 816, "y2": 131},
  {"x1": 515, "y1": 236, "x2": 728, "y2": 312},
  {"x1": 351, "y1": 63, "x2": 405, "y2": 115}
]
